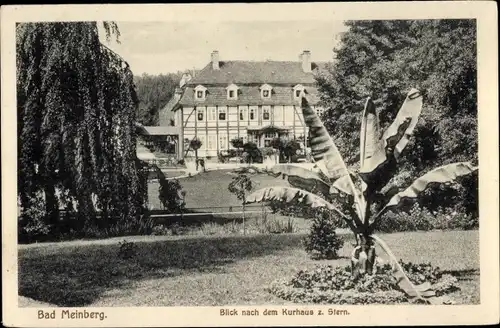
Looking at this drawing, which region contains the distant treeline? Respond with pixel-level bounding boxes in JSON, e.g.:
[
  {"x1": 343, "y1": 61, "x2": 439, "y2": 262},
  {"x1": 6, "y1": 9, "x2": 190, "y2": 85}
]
[{"x1": 133, "y1": 73, "x2": 183, "y2": 126}]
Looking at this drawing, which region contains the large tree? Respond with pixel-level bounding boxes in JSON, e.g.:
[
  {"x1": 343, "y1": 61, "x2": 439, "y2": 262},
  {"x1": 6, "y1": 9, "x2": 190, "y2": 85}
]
[
  {"x1": 316, "y1": 19, "x2": 477, "y2": 214},
  {"x1": 17, "y1": 22, "x2": 146, "y2": 231}
]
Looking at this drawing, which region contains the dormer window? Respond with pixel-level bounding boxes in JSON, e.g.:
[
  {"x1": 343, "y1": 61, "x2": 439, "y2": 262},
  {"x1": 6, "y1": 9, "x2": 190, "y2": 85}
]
[
  {"x1": 194, "y1": 85, "x2": 207, "y2": 100},
  {"x1": 293, "y1": 84, "x2": 305, "y2": 99},
  {"x1": 260, "y1": 84, "x2": 272, "y2": 99},
  {"x1": 226, "y1": 84, "x2": 238, "y2": 100}
]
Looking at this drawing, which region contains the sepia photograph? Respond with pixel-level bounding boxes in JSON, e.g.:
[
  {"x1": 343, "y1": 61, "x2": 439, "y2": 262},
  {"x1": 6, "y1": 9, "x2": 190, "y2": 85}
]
[{"x1": 2, "y1": 2, "x2": 498, "y2": 327}]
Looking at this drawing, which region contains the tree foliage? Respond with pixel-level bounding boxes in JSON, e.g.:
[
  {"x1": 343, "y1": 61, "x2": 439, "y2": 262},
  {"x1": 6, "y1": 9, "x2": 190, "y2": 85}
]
[
  {"x1": 317, "y1": 20, "x2": 477, "y2": 168},
  {"x1": 134, "y1": 73, "x2": 182, "y2": 126},
  {"x1": 230, "y1": 137, "x2": 244, "y2": 151},
  {"x1": 242, "y1": 142, "x2": 263, "y2": 164},
  {"x1": 17, "y1": 22, "x2": 146, "y2": 232},
  {"x1": 315, "y1": 19, "x2": 477, "y2": 214}
]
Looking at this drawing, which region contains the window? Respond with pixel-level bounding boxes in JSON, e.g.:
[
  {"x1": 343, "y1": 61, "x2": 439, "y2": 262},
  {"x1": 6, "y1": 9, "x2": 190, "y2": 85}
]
[
  {"x1": 239, "y1": 108, "x2": 246, "y2": 121},
  {"x1": 249, "y1": 108, "x2": 256, "y2": 121},
  {"x1": 194, "y1": 85, "x2": 207, "y2": 100},
  {"x1": 226, "y1": 84, "x2": 238, "y2": 100},
  {"x1": 260, "y1": 84, "x2": 272, "y2": 99},
  {"x1": 315, "y1": 107, "x2": 325, "y2": 117},
  {"x1": 219, "y1": 135, "x2": 227, "y2": 150},
  {"x1": 198, "y1": 135, "x2": 206, "y2": 150},
  {"x1": 218, "y1": 107, "x2": 226, "y2": 121},
  {"x1": 248, "y1": 133, "x2": 259, "y2": 145},
  {"x1": 263, "y1": 107, "x2": 270, "y2": 121},
  {"x1": 197, "y1": 108, "x2": 204, "y2": 121},
  {"x1": 207, "y1": 135, "x2": 216, "y2": 150},
  {"x1": 293, "y1": 84, "x2": 305, "y2": 99},
  {"x1": 208, "y1": 107, "x2": 216, "y2": 121},
  {"x1": 264, "y1": 132, "x2": 276, "y2": 147}
]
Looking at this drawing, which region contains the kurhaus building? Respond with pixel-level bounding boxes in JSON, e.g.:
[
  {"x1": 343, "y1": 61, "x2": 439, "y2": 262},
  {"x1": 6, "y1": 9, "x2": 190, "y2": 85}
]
[{"x1": 160, "y1": 50, "x2": 326, "y2": 159}]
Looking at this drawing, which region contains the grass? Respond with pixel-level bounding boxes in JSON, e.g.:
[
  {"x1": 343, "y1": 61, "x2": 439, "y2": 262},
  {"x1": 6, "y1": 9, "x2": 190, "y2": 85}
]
[
  {"x1": 149, "y1": 169, "x2": 289, "y2": 210},
  {"x1": 18, "y1": 230, "x2": 479, "y2": 307}
]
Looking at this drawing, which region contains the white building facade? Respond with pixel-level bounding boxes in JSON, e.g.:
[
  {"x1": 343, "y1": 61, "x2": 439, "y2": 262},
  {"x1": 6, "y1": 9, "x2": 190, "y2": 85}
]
[{"x1": 168, "y1": 50, "x2": 326, "y2": 159}]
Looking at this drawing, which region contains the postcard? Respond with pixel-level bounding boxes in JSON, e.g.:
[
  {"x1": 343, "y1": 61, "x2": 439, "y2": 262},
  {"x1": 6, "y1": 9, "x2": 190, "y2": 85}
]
[{"x1": 2, "y1": 2, "x2": 498, "y2": 327}]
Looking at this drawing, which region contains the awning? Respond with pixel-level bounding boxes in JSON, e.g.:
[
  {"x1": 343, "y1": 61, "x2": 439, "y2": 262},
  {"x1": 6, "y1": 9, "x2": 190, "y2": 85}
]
[{"x1": 136, "y1": 124, "x2": 181, "y2": 136}]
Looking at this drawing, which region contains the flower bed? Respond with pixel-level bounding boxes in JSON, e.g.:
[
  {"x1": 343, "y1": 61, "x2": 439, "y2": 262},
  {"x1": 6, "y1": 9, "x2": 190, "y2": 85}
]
[{"x1": 267, "y1": 261, "x2": 459, "y2": 304}]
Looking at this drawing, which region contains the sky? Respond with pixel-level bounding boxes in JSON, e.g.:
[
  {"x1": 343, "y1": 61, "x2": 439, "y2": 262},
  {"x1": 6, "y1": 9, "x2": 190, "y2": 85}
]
[{"x1": 98, "y1": 21, "x2": 348, "y2": 76}]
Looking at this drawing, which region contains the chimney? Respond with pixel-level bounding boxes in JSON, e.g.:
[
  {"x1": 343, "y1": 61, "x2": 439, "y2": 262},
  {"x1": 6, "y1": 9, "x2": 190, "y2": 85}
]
[
  {"x1": 300, "y1": 50, "x2": 311, "y2": 73},
  {"x1": 211, "y1": 50, "x2": 220, "y2": 70},
  {"x1": 179, "y1": 72, "x2": 192, "y2": 88}
]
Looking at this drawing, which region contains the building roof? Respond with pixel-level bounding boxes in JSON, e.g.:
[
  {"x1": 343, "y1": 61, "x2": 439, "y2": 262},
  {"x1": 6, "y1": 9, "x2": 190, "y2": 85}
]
[
  {"x1": 158, "y1": 89, "x2": 183, "y2": 126},
  {"x1": 179, "y1": 85, "x2": 321, "y2": 107},
  {"x1": 187, "y1": 60, "x2": 327, "y2": 85}
]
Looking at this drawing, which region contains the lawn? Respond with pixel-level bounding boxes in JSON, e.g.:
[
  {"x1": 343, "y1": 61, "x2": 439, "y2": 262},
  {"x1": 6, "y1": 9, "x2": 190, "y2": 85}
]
[
  {"x1": 149, "y1": 169, "x2": 290, "y2": 211},
  {"x1": 18, "y1": 230, "x2": 479, "y2": 307}
]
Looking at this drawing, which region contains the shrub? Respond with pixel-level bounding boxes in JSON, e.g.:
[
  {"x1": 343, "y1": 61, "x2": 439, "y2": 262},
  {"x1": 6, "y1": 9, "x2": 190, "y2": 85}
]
[
  {"x1": 18, "y1": 193, "x2": 51, "y2": 243},
  {"x1": 260, "y1": 147, "x2": 277, "y2": 158},
  {"x1": 254, "y1": 208, "x2": 297, "y2": 234},
  {"x1": 376, "y1": 203, "x2": 478, "y2": 233},
  {"x1": 219, "y1": 220, "x2": 241, "y2": 234},
  {"x1": 217, "y1": 151, "x2": 226, "y2": 163},
  {"x1": 242, "y1": 142, "x2": 263, "y2": 163},
  {"x1": 151, "y1": 224, "x2": 171, "y2": 236},
  {"x1": 436, "y1": 207, "x2": 478, "y2": 230},
  {"x1": 100, "y1": 213, "x2": 156, "y2": 238},
  {"x1": 118, "y1": 240, "x2": 138, "y2": 260},
  {"x1": 199, "y1": 222, "x2": 223, "y2": 235},
  {"x1": 267, "y1": 261, "x2": 459, "y2": 304},
  {"x1": 230, "y1": 137, "x2": 245, "y2": 153},
  {"x1": 268, "y1": 198, "x2": 350, "y2": 230},
  {"x1": 266, "y1": 217, "x2": 297, "y2": 234},
  {"x1": 158, "y1": 178, "x2": 186, "y2": 213},
  {"x1": 218, "y1": 149, "x2": 241, "y2": 163},
  {"x1": 303, "y1": 209, "x2": 344, "y2": 260},
  {"x1": 169, "y1": 222, "x2": 189, "y2": 236}
]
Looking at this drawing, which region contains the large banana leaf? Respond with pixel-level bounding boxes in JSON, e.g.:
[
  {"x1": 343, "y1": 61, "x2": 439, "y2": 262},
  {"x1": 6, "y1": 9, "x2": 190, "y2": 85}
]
[
  {"x1": 371, "y1": 162, "x2": 478, "y2": 226},
  {"x1": 360, "y1": 97, "x2": 384, "y2": 170},
  {"x1": 245, "y1": 186, "x2": 358, "y2": 233},
  {"x1": 330, "y1": 175, "x2": 354, "y2": 195},
  {"x1": 359, "y1": 89, "x2": 423, "y2": 190},
  {"x1": 371, "y1": 235, "x2": 437, "y2": 304},
  {"x1": 268, "y1": 164, "x2": 331, "y2": 196},
  {"x1": 384, "y1": 88, "x2": 423, "y2": 161},
  {"x1": 300, "y1": 95, "x2": 351, "y2": 182},
  {"x1": 301, "y1": 95, "x2": 366, "y2": 222},
  {"x1": 330, "y1": 171, "x2": 367, "y2": 196}
]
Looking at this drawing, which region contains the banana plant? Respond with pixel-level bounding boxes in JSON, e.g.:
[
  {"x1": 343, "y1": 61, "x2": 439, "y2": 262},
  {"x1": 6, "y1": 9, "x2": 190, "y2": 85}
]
[{"x1": 244, "y1": 89, "x2": 478, "y2": 304}]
